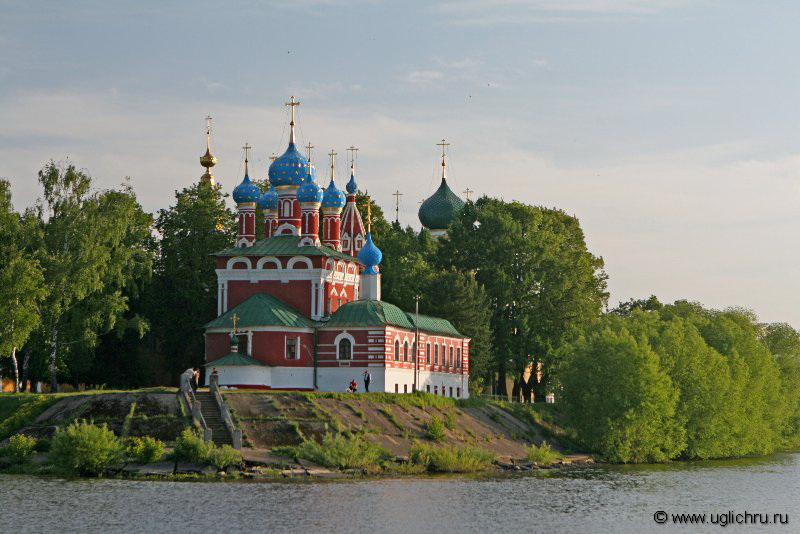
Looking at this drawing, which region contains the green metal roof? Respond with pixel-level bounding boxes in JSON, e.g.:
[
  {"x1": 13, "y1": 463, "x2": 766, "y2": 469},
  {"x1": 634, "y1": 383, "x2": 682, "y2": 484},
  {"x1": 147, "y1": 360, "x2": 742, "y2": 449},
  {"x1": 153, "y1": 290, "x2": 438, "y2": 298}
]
[
  {"x1": 204, "y1": 352, "x2": 269, "y2": 367},
  {"x1": 205, "y1": 293, "x2": 315, "y2": 330},
  {"x1": 406, "y1": 312, "x2": 466, "y2": 338},
  {"x1": 322, "y1": 300, "x2": 466, "y2": 338},
  {"x1": 214, "y1": 234, "x2": 356, "y2": 261}
]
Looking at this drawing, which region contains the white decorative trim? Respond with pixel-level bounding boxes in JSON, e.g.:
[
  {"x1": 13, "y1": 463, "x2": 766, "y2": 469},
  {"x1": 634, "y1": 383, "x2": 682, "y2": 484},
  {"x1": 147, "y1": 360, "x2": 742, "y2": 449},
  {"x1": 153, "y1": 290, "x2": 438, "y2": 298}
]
[
  {"x1": 334, "y1": 331, "x2": 356, "y2": 360},
  {"x1": 226, "y1": 256, "x2": 252, "y2": 270},
  {"x1": 256, "y1": 257, "x2": 282, "y2": 270},
  {"x1": 287, "y1": 256, "x2": 313, "y2": 270},
  {"x1": 276, "y1": 223, "x2": 298, "y2": 236}
]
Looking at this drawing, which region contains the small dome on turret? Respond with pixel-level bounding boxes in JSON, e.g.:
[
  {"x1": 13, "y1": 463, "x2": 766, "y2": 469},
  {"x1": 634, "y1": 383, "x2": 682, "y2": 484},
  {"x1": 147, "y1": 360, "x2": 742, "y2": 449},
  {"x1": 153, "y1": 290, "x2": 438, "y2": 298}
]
[
  {"x1": 232, "y1": 173, "x2": 261, "y2": 204},
  {"x1": 258, "y1": 184, "x2": 279, "y2": 210},
  {"x1": 297, "y1": 169, "x2": 323, "y2": 204},
  {"x1": 346, "y1": 166, "x2": 358, "y2": 195},
  {"x1": 322, "y1": 179, "x2": 346, "y2": 209},
  {"x1": 358, "y1": 232, "x2": 382, "y2": 275}
]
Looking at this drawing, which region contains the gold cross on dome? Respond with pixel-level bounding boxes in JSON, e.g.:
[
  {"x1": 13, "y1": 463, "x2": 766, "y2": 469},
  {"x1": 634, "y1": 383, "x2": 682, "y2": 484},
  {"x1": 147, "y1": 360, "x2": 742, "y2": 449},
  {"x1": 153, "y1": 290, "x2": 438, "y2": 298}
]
[
  {"x1": 242, "y1": 143, "x2": 251, "y2": 162},
  {"x1": 463, "y1": 188, "x2": 474, "y2": 201},
  {"x1": 328, "y1": 149, "x2": 337, "y2": 173},
  {"x1": 437, "y1": 139, "x2": 450, "y2": 158},
  {"x1": 205, "y1": 115, "x2": 212, "y2": 136},
  {"x1": 231, "y1": 313, "x2": 240, "y2": 333},
  {"x1": 305, "y1": 142, "x2": 314, "y2": 161},
  {"x1": 285, "y1": 96, "x2": 300, "y2": 123},
  {"x1": 347, "y1": 145, "x2": 359, "y2": 167}
]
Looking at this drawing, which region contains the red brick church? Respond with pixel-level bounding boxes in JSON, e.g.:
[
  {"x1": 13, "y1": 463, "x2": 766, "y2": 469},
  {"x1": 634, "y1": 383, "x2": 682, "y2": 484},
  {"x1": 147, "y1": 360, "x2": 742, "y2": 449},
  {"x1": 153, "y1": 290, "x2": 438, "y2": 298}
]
[{"x1": 202, "y1": 98, "x2": 470, "y2": 397}]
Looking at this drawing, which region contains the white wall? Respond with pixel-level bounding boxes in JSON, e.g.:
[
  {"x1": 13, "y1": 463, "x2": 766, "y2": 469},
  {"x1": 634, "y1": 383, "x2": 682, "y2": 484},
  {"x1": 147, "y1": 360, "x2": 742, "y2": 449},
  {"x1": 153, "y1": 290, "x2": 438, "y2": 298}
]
[
  {"x1": 205, "y1": 366, "x2": 271, "y2": 388},
  {"x1": 271, "y1": 367, "x2": 315, "y2": 390}
]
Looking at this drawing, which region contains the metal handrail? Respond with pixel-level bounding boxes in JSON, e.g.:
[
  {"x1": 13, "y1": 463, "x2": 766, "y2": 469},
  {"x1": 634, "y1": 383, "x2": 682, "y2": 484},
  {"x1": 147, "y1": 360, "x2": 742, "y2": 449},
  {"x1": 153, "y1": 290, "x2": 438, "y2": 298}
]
[
  {"x1": 180, "y1": 382, "x2": 212, "y2": 443},
  {"x1": 209, "y1": 376, "x2": 243, "y2": 449}
]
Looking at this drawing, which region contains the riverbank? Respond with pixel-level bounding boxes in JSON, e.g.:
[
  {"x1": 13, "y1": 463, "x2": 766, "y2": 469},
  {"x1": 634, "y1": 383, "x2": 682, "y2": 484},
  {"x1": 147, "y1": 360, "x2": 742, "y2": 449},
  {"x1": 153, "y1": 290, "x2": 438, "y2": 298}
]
[{"x1": 0, "y1": 390, "x2": 591, "y2": 480}]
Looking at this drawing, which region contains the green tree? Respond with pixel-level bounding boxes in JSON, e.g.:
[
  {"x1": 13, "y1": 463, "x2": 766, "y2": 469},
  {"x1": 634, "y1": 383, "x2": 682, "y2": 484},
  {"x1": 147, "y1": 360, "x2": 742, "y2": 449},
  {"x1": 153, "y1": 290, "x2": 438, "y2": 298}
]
[
  {"x1": 151, "y1": 182, "x2": 235, "y2": 379},
  {"x1": 29, "y1": 163, "x2": 153, "y2": 391},
  {"x1": 560, "y1": 324, "x2": 685, "y2": 462},
  {"x1": 761, "y1": 323, "x2": 800, "y2": 446},
  {"x1": 0, "y1": 180, "x2": 48, "y2": 391},
  {"x1": 421, "y1": 269, "x2": 493, "y2": 392},
  {"x1": 439, "y1": 197, "x2": 607, "y2": 399}
]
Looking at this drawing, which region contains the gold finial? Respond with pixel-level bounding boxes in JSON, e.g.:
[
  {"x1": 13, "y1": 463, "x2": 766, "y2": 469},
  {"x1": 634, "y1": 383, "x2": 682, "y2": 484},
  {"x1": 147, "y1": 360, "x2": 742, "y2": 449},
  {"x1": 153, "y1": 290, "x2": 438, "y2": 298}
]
[
  {"x1": 286, "y1": 96, "x2": 301, "y2": 144},
  {"x1": 242, "y1": 143, "x2": 251, "y2": 175},
  {"x1": 200, "y1": 115, "x2": 217, "y2": 185},
  {"x1": 328, "y1": 149, "x2": 337, "y2": 182},
  {"x1": 231, "y1": 313, "x2": 240, "y2": 333},
  {"x1": 269, "y1": 153, "x2": 277, "y2": 163},
  {"x1": 463, "y1": 188, "x2": 474, "y2": 201},
  {"x1": 437, "y1": 139, "x2": 450, "y2": 181},
  {"x1": 367, "y1": 198, "x2": 372, "y2": 233}
]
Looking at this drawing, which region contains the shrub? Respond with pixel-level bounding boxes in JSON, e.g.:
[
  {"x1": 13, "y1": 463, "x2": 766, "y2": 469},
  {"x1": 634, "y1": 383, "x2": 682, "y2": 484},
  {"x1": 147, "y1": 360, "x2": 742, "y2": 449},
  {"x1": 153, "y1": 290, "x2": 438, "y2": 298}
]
[
  {"x1": 0, "y1": 396, "x2": 55, "y2": 441},
  {"x1": 173, "y1": 428, "x2": 210, "y2": 463},
  {"x1": 410, "y1": 443, "x2": 495, "y2": 473},
  {"x1": 443, "y1": 410, "x2": 457, "y2": 430},
  {"x1": 50, "y1": 421, "x2": 123, "y2": 476},
  {"x1": 208, "y1": 445, "x2": 242, "y2": 470},
  {"x1": 126, "y1": 436, "x2": 165, "y2": 464},
  {"x1": 526, "y1": 442, "x2": 561, "y2": 466},
  {"x1": 6, "y1": 434, "x2": 37, "y2": 464},
  {"x1": 424, "y1": 416, "x2": 446, "y2": 442},
  {"x1": 292, "y1": 432, "x2": 390, "y2": 469},
  {"x1": 378, "y1": 406, "x2": 404, "y2": 431}
]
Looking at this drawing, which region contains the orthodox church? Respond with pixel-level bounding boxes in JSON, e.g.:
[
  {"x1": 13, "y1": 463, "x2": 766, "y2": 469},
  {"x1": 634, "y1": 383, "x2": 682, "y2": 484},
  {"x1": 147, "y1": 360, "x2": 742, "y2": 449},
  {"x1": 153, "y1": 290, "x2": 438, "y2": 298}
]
[{"x1": 201, "y1": 98, "x2": 470, "y2": 397}]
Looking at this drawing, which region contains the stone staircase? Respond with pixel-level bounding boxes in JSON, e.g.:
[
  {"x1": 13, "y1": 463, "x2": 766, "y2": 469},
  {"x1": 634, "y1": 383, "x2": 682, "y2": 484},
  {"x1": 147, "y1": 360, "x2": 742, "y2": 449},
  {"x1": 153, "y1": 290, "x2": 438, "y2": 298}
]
[{"x1": 194, "y1": 391, "x2": 233, "y2": 447}]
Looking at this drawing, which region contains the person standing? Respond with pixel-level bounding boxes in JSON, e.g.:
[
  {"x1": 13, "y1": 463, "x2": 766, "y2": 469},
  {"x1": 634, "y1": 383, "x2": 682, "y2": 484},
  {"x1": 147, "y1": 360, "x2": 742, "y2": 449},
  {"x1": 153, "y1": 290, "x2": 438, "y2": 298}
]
[
  {"x1": 190, "y1": 368, "x2": 199, "y2": 392},
  {"x1": 363, "y1": 370, "x2": 371, "y2": 393}
]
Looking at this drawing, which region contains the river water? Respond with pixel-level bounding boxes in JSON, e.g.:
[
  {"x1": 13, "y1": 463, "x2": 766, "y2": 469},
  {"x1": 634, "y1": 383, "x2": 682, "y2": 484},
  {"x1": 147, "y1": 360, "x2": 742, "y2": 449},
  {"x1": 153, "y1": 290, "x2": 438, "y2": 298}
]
[{"x1": 1, "y1": 453, "x2": 798, "y2": 533}]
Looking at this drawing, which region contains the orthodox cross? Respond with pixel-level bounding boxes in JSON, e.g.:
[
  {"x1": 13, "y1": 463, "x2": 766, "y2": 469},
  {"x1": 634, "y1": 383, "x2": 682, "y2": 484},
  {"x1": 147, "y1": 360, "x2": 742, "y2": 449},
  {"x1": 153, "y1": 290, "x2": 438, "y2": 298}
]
[
  {"x1": 392, "y1": 190, "x2": 403, "y2": 223},
  {"x1": 366, "y1": 198, "x2": 372, "y2": 233},
  {"x1": 463, "y1": 188, "x2": 474, "y2": 201},
  {"x1": 269, "y1": 153, "x2": 277, "y2": 163},
  {"x1": 437, "y1": 139, "x2": 450, "y2": 158},
  {"x1": 347, "y1": 145, "x2": 359, "y2": 168},
  {"x1": 328, "y1": 149, "x2": 337, "y2": 179},
  {"x1": 305, "y1": 142, "x2": 314, "y2": 161},
  {"x1": 242, "y1": 143, "x2": 251, "y2": 173},
  {"x1": 205, "y1": 115, "x2": 213, "y2": 138},
  {"x1": 231, "y1": 313, "x2": 240, "y2": 334},
  {"x1": 285, "y1": 96, "x2": 300, "y2": 123}
]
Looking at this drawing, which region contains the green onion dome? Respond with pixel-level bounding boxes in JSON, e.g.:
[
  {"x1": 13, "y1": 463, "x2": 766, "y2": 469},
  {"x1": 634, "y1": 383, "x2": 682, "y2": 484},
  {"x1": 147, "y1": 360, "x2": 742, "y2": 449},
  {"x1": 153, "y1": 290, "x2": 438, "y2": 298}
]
[{"x1": 418, "y1": 177, "x2": 465, "y2": 231}]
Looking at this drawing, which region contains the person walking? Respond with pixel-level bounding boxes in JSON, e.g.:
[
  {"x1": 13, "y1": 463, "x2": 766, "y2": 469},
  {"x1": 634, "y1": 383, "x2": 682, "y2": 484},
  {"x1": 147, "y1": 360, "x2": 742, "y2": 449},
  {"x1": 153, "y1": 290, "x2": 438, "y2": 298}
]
[
  {"x1": 363, "y1": 370, "x2": 371, "y2": 393},
  {"x1": 190, "y1": 368, "x2": 199, "y2": 392}
]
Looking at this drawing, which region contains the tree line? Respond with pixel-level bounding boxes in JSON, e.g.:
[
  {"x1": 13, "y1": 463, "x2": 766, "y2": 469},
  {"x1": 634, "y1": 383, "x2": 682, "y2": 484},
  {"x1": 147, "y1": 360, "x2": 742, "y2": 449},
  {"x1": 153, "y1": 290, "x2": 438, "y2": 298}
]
[{"x1": 2, "y1": 160, "x2": 799, "y2": 463}]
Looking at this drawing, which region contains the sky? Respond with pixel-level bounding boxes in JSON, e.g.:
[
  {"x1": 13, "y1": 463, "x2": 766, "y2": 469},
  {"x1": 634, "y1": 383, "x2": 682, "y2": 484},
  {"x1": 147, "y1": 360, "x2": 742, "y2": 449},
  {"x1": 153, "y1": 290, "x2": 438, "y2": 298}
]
[{"x1": 1, "y1": 0, "x2": 799, "y2": 325}]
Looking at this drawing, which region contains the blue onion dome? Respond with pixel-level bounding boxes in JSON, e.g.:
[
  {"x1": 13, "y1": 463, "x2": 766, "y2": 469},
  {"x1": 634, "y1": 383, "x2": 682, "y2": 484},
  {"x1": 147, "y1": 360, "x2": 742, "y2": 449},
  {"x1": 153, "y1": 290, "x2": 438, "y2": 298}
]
[
  {"x1": 322, "y1": 179, "x2": 346, "y2": 209},
  {"x1": 346, "y1": 166, "x2": 358, "y2": 195},
  {"x1": 232, "y1": 173, "x2": 261, "y2": 204},
  {"x1": 418, "y1": 177, "x2": 465, "y2": 230},
  {"x1": 258, "y1": 185, "x2": 279, "y2": 210},
  {"x1": 297, "y1": 171, "x2": 323, "y2": 204},
  {"x1": 268, "y1": 143, "x2": 311, "y2": 187},
  {"x1": 358, "y1": 232, "x2": 382, "y2": 275}
]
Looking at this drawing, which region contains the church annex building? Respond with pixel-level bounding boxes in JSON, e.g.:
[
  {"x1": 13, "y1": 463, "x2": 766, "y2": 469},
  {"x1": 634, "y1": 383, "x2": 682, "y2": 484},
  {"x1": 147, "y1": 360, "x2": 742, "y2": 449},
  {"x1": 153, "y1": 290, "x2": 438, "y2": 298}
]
[{"x1": 202, "y1": 98, "x2": 470, "y2": 398}]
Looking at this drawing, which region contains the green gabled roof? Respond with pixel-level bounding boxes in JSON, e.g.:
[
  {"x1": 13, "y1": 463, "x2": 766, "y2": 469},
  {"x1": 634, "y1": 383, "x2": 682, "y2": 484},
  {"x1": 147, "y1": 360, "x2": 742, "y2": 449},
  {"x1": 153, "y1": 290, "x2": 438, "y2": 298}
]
[
  {"x1": 406, "y1": 313, "x2": 466, "y2": 338},
  {"x1": 204, "y1": 352, "x2": 269, "y2": 367},
  {"x1": 322, "y1": 300, "x2": 466, "y2": 338},
  {"x1": 323, "y1": 300, "x2": 415, "y2": 330},
  {"x1": 205, "y1": 293, "x2": 315, "y2": 330},
  {"x1": 214, "y1": 234, "x2": 356, "y2": 261}
]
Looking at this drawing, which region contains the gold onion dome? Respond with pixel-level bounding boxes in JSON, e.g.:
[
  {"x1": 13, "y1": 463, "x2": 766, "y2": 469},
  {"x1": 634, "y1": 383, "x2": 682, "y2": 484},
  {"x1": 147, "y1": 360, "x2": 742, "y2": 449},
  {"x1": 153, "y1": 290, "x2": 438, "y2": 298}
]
[{"x1": 200, "y1": 116, "x2": 217, "y2": 186}]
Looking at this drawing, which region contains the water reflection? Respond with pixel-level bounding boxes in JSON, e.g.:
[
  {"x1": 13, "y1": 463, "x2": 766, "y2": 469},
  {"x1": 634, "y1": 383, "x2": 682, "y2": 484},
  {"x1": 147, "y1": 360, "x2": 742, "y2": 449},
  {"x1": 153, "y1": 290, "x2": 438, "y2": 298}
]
[{"x1": 0, "y1": 453, "x2": 797, "y2": 534}]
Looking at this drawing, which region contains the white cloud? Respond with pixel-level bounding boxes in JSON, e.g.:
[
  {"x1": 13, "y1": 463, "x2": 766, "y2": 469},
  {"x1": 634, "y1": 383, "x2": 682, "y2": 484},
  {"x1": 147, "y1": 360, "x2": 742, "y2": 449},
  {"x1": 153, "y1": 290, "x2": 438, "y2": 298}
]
[{"x1": 405, "y1": 70, "x2": 446, "y2": 84}]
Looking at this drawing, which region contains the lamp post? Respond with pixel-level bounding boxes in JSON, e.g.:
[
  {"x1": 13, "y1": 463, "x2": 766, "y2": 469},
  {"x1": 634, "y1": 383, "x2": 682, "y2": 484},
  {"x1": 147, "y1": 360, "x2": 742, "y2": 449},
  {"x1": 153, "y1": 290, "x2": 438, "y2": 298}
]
[{"x1": 414, "y1": 294, "x2": 421, "y2": 392}]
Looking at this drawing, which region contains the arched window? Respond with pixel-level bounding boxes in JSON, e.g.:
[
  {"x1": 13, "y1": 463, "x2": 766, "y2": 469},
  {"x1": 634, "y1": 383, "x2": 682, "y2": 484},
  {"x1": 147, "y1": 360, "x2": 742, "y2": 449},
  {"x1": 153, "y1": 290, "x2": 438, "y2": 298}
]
[
  {"x1": 394, "y1": 340, "x2": 400, "y2": 361},
  {"x1": 441, "y1": 344, "x2": 445, "y2": 365},
  {"x1": 283, "y1": 200, "x2": 292, "y2": 217},
  {"x1": 456, "y1": 347, "x2": 461, "y2": 368},
  {"x1": 449, "y1": 346, "x2": 454, "y2": 367},
  {"x1": 338, "y1": 338, "x2": 352, "y2": 360},
  {"x1": 404, "y1": 341, "x2": 409, "y2": 362},
  {"x1": 426, "y1": 343, "x2": 431, "y2": 365},
  {"x1": 434, "y1": 344, "x2": 439, "y2": 365}
]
